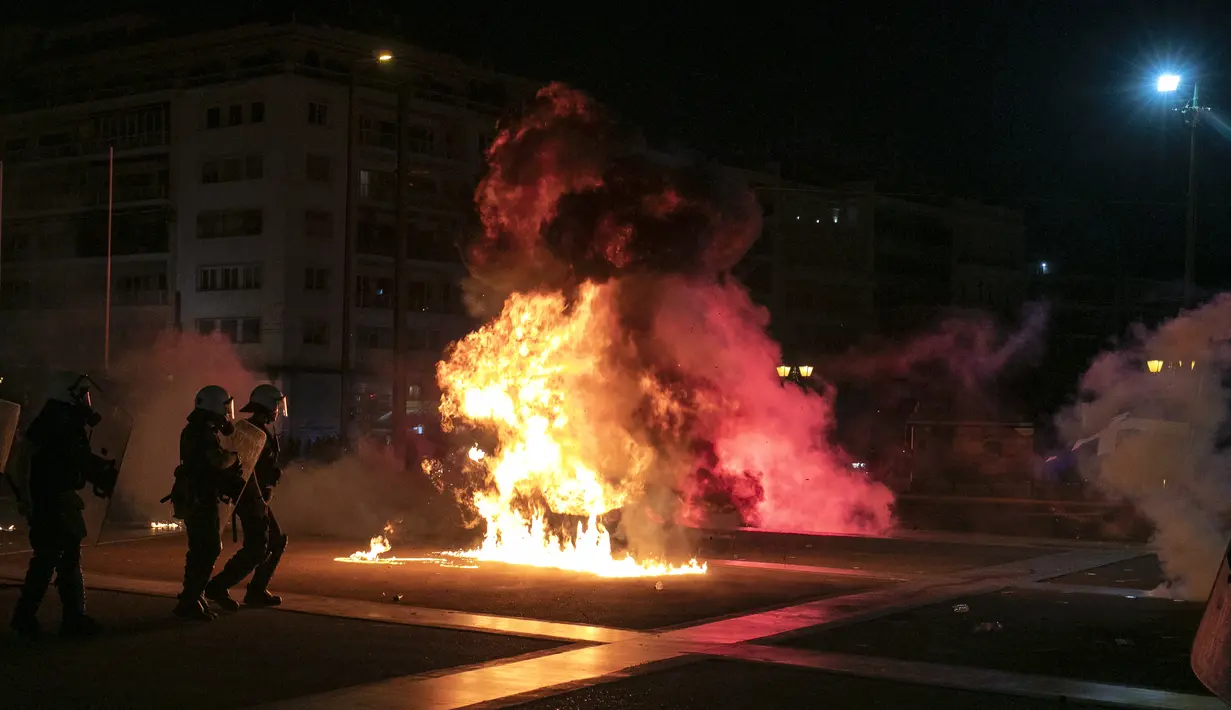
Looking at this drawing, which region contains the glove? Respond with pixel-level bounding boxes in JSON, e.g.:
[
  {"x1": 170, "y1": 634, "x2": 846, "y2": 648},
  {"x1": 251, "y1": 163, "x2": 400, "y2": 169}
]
[{"x1": 222, "y1": 461, "x2": 246, "y2": 501}]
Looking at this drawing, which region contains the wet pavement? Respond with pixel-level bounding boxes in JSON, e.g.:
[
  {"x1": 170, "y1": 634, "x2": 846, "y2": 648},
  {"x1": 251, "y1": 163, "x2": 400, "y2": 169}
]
[
  {"x1": 0, "y1": 527, "x2": 1215, "y2": 709},
  {"x1": 775, "y1": 587, "x2": 1208, "y2": 695},
  {"x1": 501, "y1": 658, "x2": 1114, "y2": 710},
  {"x1": 1047, "y1": 554, "x2": 1167, "y2": 590},
  {"x1": 0, "y1": 586, "x2": 568, "y2": 710},
  {"x1": 1, "y1": 535, "x2": 888, "y2": 630}
]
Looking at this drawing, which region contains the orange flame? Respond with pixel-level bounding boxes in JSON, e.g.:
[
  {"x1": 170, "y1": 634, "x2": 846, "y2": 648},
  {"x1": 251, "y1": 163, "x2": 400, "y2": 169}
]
[{"x1": 437, "y1": 284, "x2": 705, "y2": 577}]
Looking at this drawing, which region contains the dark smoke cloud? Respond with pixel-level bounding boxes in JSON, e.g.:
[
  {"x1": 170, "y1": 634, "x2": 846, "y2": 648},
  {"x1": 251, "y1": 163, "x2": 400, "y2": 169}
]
[
  {"x1": 468, "y1": 82, "x2": 760, "y2": 302},
  {"x1": 1058, "y1": 295, "x2": 1231, "y2": 599}
]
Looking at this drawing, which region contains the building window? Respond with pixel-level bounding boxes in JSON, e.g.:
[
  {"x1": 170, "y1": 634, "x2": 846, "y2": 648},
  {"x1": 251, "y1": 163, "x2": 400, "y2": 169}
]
[
  {"x1": 306, "y1": 154, "x2": 331, "y2": 182},
  {"x1": 304, "y1": 267, "x2": 329, "y2": 291},
  {"x1": 356, "y1": 275, "x2": 393, "y2": 309},
  {"x1": 0, "y1": 279, "x2": 33, "y2": 309},
  {"x1": 250, "y1": 101, "x2": 265, "y2": 123},
  {"x1": 228, "y1": 104, "x2": 243, "y2": 126},
  {"x1": 359, "y1": 117, "x2": 397, "y2": 149},
  {"x1": 196, "y1": 317, "x2": 261, "y2": 344},
  {"x1": 202, "y1": 154, "x2": 264, "y2": 184},
  {"x1": 308, "y1": 101, "x2": 329, "y2": 126},
  {"x1": 305, "y1": 210, "x2": 333, "y2": 240},
  {"x1": 197, "y1": 209, "x2": 263, "y2": 239},
  {"x1": 302, "y1": 317, "x2": 329, "y2": 346},
  {"x1": 407, "y1": 125, "x2": 434, "y2": 155},
  {"x1": 197, "y1": 263, "x2": 263, "y2": 292},
  {"x1": 358, "y1": 169, "x2": 396, "y2": 202},
  {"x1": 205, "y1": 107, "x2": 221, "y2": 129},
  {"x1": 407, "y1": 280, "x2": 429, "y2": 311},
  {"x1": 358, "y1": 325, "x2": 393, "y2": 349},
  {"x1": 115, "y1": 273, "x2": 169, "y2": 305}
]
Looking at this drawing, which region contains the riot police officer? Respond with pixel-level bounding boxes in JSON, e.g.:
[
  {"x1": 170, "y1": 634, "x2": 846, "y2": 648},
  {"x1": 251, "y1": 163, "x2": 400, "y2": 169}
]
[
  {"x1": 9, "y1": 372, "x2": 117, "y2": 639},
  {"x1": 204, "y1": 384, "x2": 288, "y2": 609},
  {"x1": 171, "y1": 385, "x2": 245, "y2": 621}
]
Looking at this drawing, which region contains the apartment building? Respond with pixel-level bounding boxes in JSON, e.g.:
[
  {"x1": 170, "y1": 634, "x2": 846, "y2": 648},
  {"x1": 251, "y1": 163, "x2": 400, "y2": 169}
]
[{"x1": 0, "y1": 18, "x2": 536, "y2": 437}]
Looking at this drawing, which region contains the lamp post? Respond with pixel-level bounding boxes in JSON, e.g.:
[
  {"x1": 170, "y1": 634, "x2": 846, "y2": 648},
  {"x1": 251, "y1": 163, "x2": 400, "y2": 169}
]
[
  {"x1": 1156, "y1": 73, "x2": 1209, "y2": 307},
  {"x1": 340, "y1": 50, "x2": 394, "y2": 444}
]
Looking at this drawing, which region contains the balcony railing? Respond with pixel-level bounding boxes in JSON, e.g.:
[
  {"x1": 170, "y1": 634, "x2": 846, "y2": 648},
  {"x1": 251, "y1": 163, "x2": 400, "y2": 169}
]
[{"x1": 11, "y1": 131, "x2": 170, "y2": 162}]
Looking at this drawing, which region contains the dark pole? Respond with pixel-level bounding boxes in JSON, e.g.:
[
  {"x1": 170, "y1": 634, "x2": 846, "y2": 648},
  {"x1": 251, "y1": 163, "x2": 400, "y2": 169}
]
[
  {"x1": 1183, "y1": 80, "x2": 1199, "y2": 308},
  {"x1": 392, "y1": 82, "x2": 409, "y2": 461},
  {"x1": 340, "y1": 71, "x2": 358, "y2": 443}
]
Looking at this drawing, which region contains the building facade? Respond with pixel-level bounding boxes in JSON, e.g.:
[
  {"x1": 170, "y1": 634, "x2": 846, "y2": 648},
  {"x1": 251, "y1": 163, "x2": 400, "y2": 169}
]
[{"x1": 0, "y1": 19, "x2": 535, "y2": 438}]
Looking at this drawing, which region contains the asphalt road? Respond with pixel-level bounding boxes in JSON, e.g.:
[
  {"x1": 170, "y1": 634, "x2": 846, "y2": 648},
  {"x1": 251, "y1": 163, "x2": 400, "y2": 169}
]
[
  {"x1": 776, "y1": 587, "x2": 1208, "y2": 695},
  {"x1": 0, "y1": 586, "x2": 568, "y2": 710},
  {"x1": 1047, "y1": 554, "x2": 1166, "y2": 590},
  {"x1": 0, "y1": 535, "x2": 888, "y2": 630},
  {"x1": 503, "y1": 657, "x2": 1113, "y2": 709},
  {"x1": 695, "y1": 529, "x2": 1052, "y2": 576}
]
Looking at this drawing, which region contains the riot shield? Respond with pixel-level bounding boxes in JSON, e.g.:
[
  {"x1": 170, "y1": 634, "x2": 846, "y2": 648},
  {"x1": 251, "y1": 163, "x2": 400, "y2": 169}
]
[
  {"x1": 1192, "y1": 539, "x2": 1231, "y2": 701},
  {"x1": 0, "y1": 400, "x2": 23, "y2": 520},
  {"x1": 219, "y1": 420, "x2": 266, "y2": 539},
  {"x1": 0, "y1": 399, "x2": 19, "y2": 475},
  {"x1": 227, "y1": 419, "x2": 267, "y2": 482},
  {"x1": 83, "y1": 397, "x2": 134, "y2": 546}
]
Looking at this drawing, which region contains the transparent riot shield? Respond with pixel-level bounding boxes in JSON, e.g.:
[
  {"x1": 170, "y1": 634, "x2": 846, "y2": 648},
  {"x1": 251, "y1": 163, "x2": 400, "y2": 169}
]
[
  {"x1": 0, "y1": 400, "x2": 23, "y2": 527},
  {"x1": 220, "y1": 420, "x2": 266, "y2": 538},
  {"x1": 0, "y1": 399, "x2": 18, "y2": 475},
  {"x1": 227, "y1": 419, "x2": 267, "y2": 482},
  {"x1": 1192, "y1": 539, "x2": 1231, "y2": 702},
  {"x1": 83, "y1": 395, "x2": 134, "y2": 545}
]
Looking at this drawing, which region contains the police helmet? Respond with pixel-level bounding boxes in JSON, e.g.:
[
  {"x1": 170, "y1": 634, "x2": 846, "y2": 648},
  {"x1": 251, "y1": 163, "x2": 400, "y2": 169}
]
[{"x1": 194, "y1": 385, "x2": 235, "y2": 419}]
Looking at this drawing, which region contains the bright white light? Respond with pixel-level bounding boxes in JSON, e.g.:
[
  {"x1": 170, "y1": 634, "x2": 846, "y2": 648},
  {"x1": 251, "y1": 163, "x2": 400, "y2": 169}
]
[
  {"x1": 1040, "y1": 261, "x2": 1049, "y2": 274},
  {"x1": 1157, "y1": 74, "x2": 1181, "y2": 92}
]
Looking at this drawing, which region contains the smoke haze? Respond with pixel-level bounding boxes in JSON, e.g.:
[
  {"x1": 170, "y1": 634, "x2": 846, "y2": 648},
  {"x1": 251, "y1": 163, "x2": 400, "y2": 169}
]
[{"x1": 1058, "y1": 295, "x2": 1231, "y2": 599}]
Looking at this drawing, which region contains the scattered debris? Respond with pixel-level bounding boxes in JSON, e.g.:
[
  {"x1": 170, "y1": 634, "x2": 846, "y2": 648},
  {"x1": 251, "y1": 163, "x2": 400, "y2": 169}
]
[
  {"x1": 392, "y1": 594, "x2": 403, "y2": 603},
  {"x1": 654, "y1": 581, "x2": 664, "y2": 591},
  {"x1": 952, "y1": 604, "x2": 970, "y2": 613},
  {"x1": 973, "y1": 622, "x2": 1004, "y2": 633}
]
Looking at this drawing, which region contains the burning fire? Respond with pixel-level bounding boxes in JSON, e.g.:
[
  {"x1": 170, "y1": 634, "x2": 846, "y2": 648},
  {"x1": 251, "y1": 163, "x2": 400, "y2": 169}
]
[
  {"x1": 336, "y1": 524, "x2": 394, "y2": 563},
  {"x1": 335, "y1": 523, "x2": 479, "y2": 569},
  {"x1": 436, "y1": 285, "x2": 705, "y2": 577},
  {"x1": 149, "y1": 521, "x2": 181, "y2": 531}
]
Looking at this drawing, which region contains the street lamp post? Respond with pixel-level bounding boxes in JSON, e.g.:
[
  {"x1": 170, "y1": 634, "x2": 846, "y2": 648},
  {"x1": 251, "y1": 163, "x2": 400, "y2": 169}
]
[{"x1": 1157, "y1": 73, "x2": 1209, "y2": 307}]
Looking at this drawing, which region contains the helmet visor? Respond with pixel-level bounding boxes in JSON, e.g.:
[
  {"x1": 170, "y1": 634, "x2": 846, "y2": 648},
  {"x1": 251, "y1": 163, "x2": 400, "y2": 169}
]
[
  {"x1": 278, "y1": 396, "x2": 289, "y2": 419},
  {"x1": 225, "y1": 398, "x2": 236, "y2": 421}
]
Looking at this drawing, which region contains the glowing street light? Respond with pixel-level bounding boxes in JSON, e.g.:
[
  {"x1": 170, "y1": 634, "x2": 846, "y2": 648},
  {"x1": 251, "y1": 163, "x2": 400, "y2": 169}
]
[
  {"x1": 1157, "y1": 74, "x2": 1181, "y2": 93},
  {"x1": 1147, "y1": 360, "x2": 1164, "y2": 374},
  {"x1": 776, "y1": 365, "x2": 791, "y2": 378},
  {"x1": 377, "y1": 51, "x2": 394, "y2": 63},
  {"x1": 1154, "y1": 71, "x2": 1210, "y2": 307},
  {"x1": 798, "y1": 365, "x2": 815, "y2": 378}
]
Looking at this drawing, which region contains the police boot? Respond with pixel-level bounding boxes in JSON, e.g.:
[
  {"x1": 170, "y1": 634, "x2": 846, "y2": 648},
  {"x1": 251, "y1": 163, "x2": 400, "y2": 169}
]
[
  {"x1": 9, "y1": 605, "x2": 40, "y2": 640},
  {"x1": 247, "y1": 533, "x2": 287, "y2": 607},
  {"x1": 244, "y1": 589, "x2": 282, "y2": 607},
  {"x1": 56, "y1": 571, "x2": 101, "y2": 638},
  {"x1": 173, "y1": 595, "x2": 216, "y2": 621},
  {"x1": 203, "y1": 579, "x2": 241, "y2": 612}
]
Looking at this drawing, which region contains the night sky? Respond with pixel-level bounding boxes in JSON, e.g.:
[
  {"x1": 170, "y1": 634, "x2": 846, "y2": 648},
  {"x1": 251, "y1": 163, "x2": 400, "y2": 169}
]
[{"x1": 10, "y1": 0, "x2": 1231, "y2": 280}]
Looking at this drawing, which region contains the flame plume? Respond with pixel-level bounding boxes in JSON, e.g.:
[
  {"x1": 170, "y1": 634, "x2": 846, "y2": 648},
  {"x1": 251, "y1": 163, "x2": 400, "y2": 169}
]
[{"x1": 438, "y1": 285, "x2": 705, "y2": 576}]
